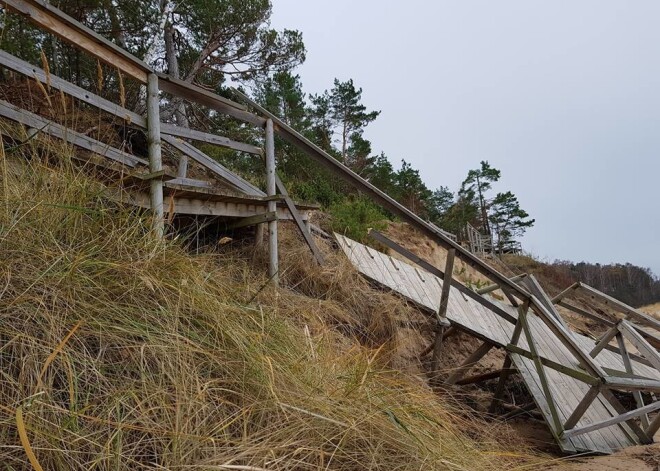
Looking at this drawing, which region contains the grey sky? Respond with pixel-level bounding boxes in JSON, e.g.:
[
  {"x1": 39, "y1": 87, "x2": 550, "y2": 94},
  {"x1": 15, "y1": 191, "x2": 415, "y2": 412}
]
[{"x1": 270, "y1": 1, "x2": 660, "y2": 275}]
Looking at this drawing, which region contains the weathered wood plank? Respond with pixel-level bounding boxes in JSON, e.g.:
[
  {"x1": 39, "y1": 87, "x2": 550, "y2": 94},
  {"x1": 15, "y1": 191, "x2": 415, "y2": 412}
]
[
  {"x1": 124, "y1": 192, "x2": 298, "y2": 220},
  {"x1": 522, "y1": 275, "x2": 568, "y2": 328},
  {"x1": 368, "y1": 230, "x2": 516, "y2": 324},
  {"x1": 577, "y1": 283, "x2": 660, "y2": 332},
  {"x1": 160, "y1": 123, "x2": 261, "y2": 154},
  {"x1": 0, "y1": 99, "x2": 144, "y2": 167},
  {"x1": 617, "y1": 320, "x2": 660, "y2": 371},
  {"x1": 226, "y1": 211, "x2": 277, "y2": 230},
  {"x1": 564, "y1": 400, "x2": 660, "y2": 439},
  {"x1": 274, "y1": 174, "x2": 323, "y2": 265},
  {"x1": 558, "y1": 300, "x2": 615, "y2": 327},
  {"x1": 616, "y1": 333, "x2": 649, "y2": 428},
  {"x1": 162, "y1": 136, "x2": 264, "y2": 196},
  {"x1": 146, "y1": 73, "x2": 164, "y2": 236},
  {"x1": 446, "y1": 341, "x2": 493, "y2": 384},
  {"x1": 4, "y1": 0, "x2": 150, "y2": 82},
  {"x1": 157, "y1": 74, "x2": 265, "y2": 127}
]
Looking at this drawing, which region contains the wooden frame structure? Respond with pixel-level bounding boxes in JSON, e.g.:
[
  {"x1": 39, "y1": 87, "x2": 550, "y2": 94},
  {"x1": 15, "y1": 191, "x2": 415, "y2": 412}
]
[
  {"x1": 337, "y1": 231, "x2": 660, "y2": 454},
  {"x1": 1, "y1": 0, "x2": 325, "y2": 283}
]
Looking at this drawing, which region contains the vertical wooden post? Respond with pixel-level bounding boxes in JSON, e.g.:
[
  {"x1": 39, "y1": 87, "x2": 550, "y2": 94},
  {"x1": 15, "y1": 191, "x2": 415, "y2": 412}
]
[
  {"x1": 255, "y1": 224, "x2": 265, "y2": 248},
  {"x1": 616, "y1": 333, "x2": 648, "y2": 428},
  {"x1": 146, "y1": 73, "x2": 164, "y2": 237},
  {"x1": 176, "y1": 155, "x2": 189, "y2": 178},
  {"x1": 431, "y1": 248, "x2": 455, "y2": 382},
  {"x1": 265, "y1": 119, "x2": 278, "y2": 284},
  {"x1": 489, "y1": 298, "x2": 530, "y2": 413}
]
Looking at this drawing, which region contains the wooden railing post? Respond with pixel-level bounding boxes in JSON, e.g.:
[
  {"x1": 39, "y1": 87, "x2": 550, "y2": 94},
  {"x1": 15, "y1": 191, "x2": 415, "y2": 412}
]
[
  {"x1": 265, "y1": 119, "x2": 278, "y2": 284},
  {"x1": 146, "y1": 73, "x2": 164, "y2": 237},
  {"x1": 431, "y1": 248, "x2": 455, "y2": 382}
]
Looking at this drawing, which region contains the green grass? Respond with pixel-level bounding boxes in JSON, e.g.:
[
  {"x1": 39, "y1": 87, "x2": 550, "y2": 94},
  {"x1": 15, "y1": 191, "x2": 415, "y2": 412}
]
[{"x1": 0, "y1": 140, "x2": 545, "y2": 469}]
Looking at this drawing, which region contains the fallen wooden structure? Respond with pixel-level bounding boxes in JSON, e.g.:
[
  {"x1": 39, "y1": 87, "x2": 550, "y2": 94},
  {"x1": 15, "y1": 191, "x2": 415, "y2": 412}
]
[
  {"x1": 4, "y1": 0, "x2": 659, "y2": 455},
  {"x1": 336, "y1": 232, "x2": 660, "y2": 454}
]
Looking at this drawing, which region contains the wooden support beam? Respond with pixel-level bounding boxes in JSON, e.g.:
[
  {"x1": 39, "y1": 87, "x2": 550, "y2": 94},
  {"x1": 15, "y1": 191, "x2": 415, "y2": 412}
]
[
  {"x1": 506, "y1": 344, "x2": 599, "y2": 386},
  {"x1": 616, "y1": 333, "x2": 649, "y2": 428},
  {"x1": 446, "y1": 341, "x2": 493, "y2": 384},
  {"x1": 563, "y1": 400, "x2": 660, "y2": 439},
  {"x1": 431, "y1": 248, "x2": 455, "y2": 382},
  {"x1": 602, "y1": 344, "x2": 654, "y2": 369},
  {"x1": 551, "y1": 282, "x2": 580, "y2": 304},
  {"x1": 226, "y1": 212, "x2": 277, "y2": 230},
  {"x1": 162, "y1": 136, "x2": 264, "y2": 197},
  {"x1": 557, "y1": 300, "x2": 615, "y2": 327},
  {"x1": 419, "y1": 326, "x2": 457, "y2": 358},
  {"x1": 254, "y1": 224, "x2": 265, "y2": 248},
  {"x1": 604, "y1": 377, "x2": 660, "y2": 393},
  {"x1": 146, "y1": 74, "x2": 164, "y2": 237},
  {"x1": 522, "y1": 275, "x2": 568, "y2": 328},
  {"x1": 489, "y1": 300, "x2": 529, "y2": 413},
  {"x1": 125, "y1": 192, "x2": 298, "y2": 220},
  {"x1": 518, "y1": 305, "x2": 564, "y2": 434},
  {"x1": 617, "y1": 320, "x2": 660, "y2": 371},
  {"x1": 645, "y1": 409, "x2": 660, "y2": 437},
  {"x1": 562, "y1": 384, "x2": 602, "y2": 431},
  {"x1": 590, "y1": 325, "x2": 619, "y2": 358},
  {"x1": 455, "y1": 369, "x2": 507, "y2": 386},
  {"x1": 577, "y1": 283, "x2": 660, "y2": 332},
  {"x1": 599, "y1": 388, "x2": 653, "y2": 444},
  {"x1": 160, "y1": 123, "x2": 261, "y2": 155},
  {"x1": 0, "y1": 99, "x2": 144, "y2": 167},
  {"x1": 476, "y1": 274, "x2": 527, "y2": 295},
  {"x1": 265, "y1": 119, "x2": 278, "y2": 284},
  {"x1": 4, "y1": 0, "x2": 150, "y2": 82},
  {"x1": 157, "y1": 74, "x2": 265, "y2": 127},
  {"x1": 368, "y1": 230, "x2": 516, "y2": 325},
  {"x1": 275, "y1": 174, "x2": 323, "y2": 265}
]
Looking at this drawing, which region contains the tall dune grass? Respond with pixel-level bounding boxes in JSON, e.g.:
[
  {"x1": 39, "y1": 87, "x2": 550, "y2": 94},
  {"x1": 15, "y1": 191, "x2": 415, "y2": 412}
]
[{"x1": 0, "y1": 142, "x2": 543, "y2": 469}]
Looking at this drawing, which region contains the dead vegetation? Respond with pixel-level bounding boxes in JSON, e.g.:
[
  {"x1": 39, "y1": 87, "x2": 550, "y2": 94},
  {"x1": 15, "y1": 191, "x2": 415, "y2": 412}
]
[{"x1": 0, "y1": 137, "x2": 552, "y2": 469}]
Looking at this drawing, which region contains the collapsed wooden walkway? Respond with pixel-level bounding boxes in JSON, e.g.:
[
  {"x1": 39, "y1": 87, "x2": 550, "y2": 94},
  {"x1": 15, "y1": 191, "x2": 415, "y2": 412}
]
[
  {"x1": 336, "y1": 233, "x2": 660, "y2": 454},
  {"x1": 4, "y1": 0, "x2": 660, "y2": 456}
]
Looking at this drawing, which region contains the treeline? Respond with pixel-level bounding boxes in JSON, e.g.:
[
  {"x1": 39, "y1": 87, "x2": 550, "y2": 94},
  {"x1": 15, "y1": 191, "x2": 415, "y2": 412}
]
[
  {"x1": 0, "y1": 0, "x2": 535, "y2": 248},
  {"x1": 507, "y1": 254, "x2": 660, "y2": 308},
  {"x1": 553, "y1": 261, "x2": 660, "y2": 308}
]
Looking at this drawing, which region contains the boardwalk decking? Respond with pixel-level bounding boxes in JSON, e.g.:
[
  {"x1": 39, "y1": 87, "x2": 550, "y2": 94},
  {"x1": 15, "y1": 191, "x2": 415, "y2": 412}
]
[{"x1": 336, "y1": 233, "x2": 659, "y2": 454}]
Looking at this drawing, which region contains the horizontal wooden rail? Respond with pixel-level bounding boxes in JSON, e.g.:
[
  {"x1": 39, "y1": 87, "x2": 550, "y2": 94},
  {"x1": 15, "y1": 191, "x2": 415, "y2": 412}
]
[
  {"x1": 577, "y1": 282, "x2": 660, "y2": 332},
  {"x1": 506, "y1": 344, "x2": 599, "y2": 386},
  {"x1": 0, "y1": 50, "x2": 261, "y2": 155},
  {"x1": 4, "y1": 0, "x2": 264, "y2": 127},
  {"x1": 563, "y1": 400, "x2": 660, "y2": 439},
  {"x1": 0, "y1": 99, "x2": 144, "y2": 167}
]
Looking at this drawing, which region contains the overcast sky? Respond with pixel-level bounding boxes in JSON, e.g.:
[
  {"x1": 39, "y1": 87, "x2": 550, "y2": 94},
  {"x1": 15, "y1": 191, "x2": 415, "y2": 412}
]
[{"x1": 270, "y1": 1, "x2": 660, "y2": 275}]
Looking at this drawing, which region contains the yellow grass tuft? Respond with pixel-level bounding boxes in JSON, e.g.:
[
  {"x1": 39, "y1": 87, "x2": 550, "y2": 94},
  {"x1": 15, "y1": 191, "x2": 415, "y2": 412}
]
[{"x1": 0, "y1": 138, "x2": 549, "y2": 469}]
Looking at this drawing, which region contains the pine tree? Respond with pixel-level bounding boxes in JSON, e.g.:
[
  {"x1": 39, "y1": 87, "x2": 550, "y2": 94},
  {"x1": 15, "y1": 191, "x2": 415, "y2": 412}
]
[
  {"x1": 459, "y1": 161, "x2": 501, "y2": 235},
  {"x1": 488, "y1": 191, "x2": 535, "y2": 253},
  {"x1": 310, "y1": 79, "x2": 380, "y2": 164}
]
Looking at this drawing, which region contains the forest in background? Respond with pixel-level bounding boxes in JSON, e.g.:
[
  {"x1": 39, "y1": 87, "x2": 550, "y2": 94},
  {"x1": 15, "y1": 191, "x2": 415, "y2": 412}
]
[{"x1": 1, "y1": 0, "x2": 658, "y2": 306}]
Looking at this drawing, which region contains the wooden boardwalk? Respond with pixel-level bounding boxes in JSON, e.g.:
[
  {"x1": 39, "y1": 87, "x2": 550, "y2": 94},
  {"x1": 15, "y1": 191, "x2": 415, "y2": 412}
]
[{"x1": 336, "y1": 234, "x2": 659, "y2": 454}]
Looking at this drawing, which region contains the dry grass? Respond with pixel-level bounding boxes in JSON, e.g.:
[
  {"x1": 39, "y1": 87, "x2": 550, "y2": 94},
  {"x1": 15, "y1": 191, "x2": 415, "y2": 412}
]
[{"x1": 0, "y1": 133, "x2": 550, "y2": 469}]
